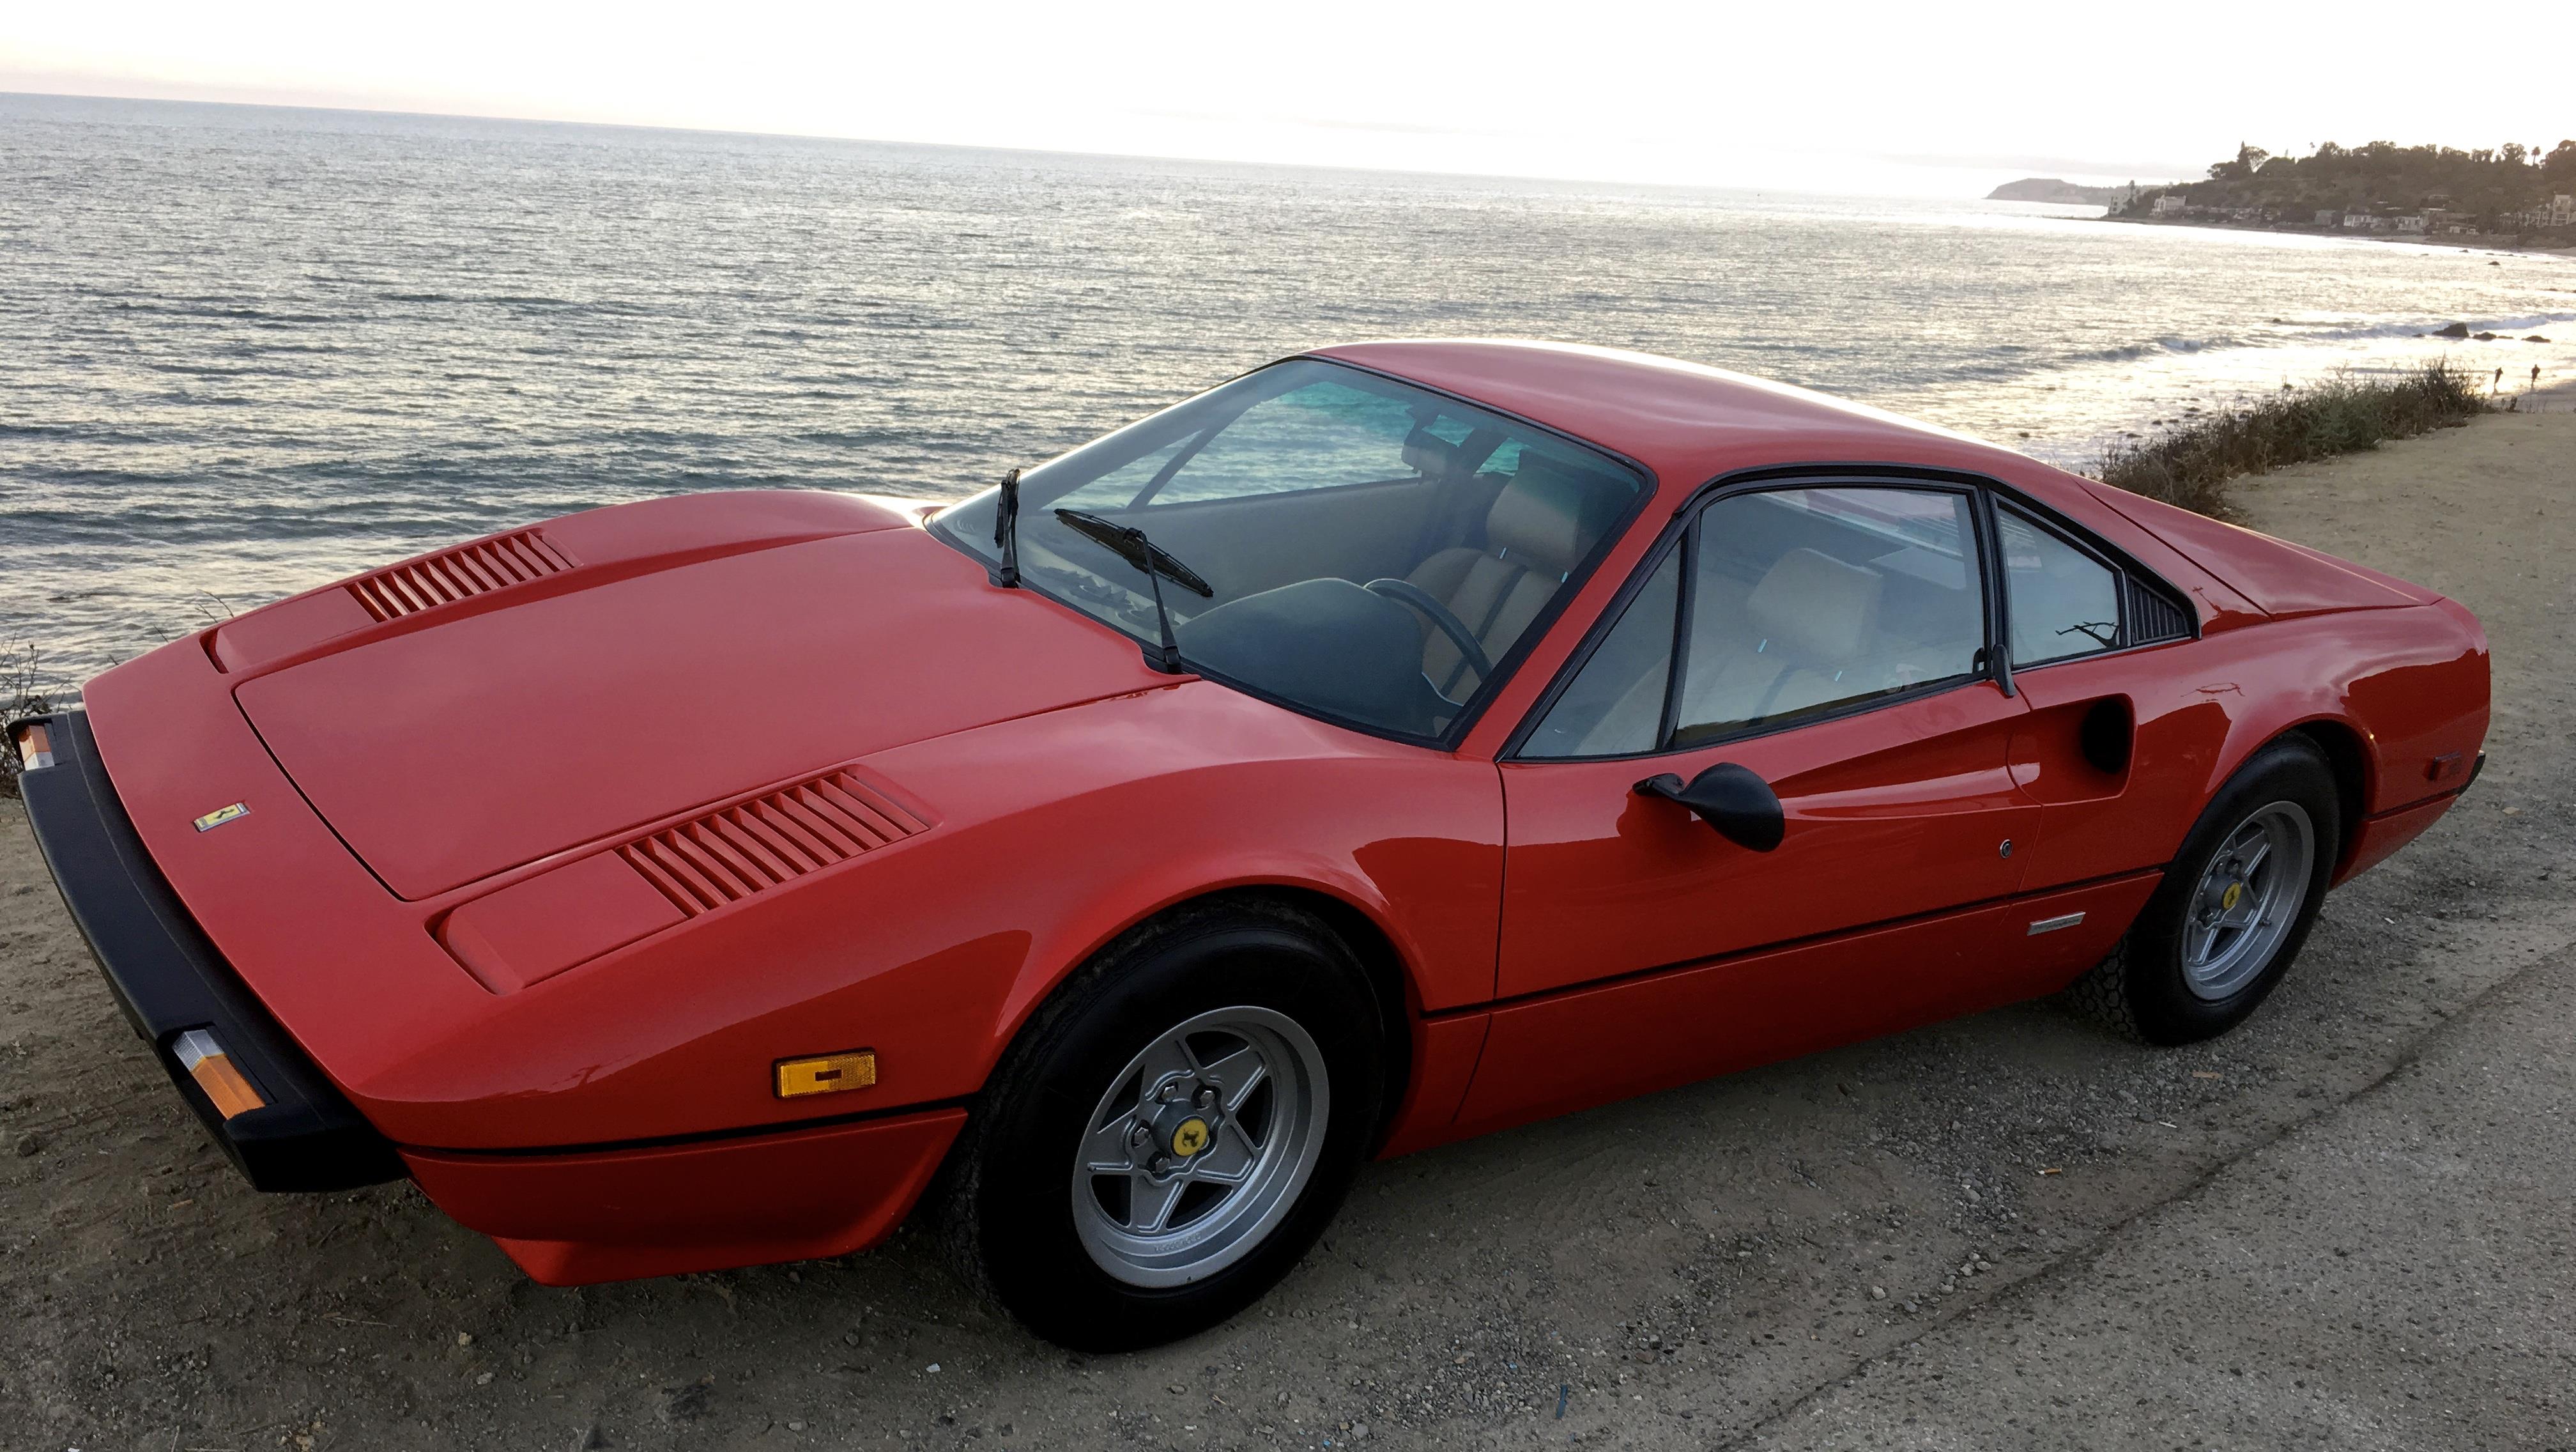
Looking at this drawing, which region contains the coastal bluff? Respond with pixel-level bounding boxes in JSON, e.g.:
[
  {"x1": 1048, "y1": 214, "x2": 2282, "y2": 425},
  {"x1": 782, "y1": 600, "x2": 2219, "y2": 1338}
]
[{"x1": 1986, "y1": 178, "x2": 2133, "y2": 206}]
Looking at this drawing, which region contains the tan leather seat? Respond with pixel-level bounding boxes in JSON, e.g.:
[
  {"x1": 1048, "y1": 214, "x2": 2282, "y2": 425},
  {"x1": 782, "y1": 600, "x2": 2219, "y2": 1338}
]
[
  {"x1": 1675, "y1": 546, "x2": 1885, "y2": 734},
  {"x1": 1406, "y1": 456, "x2": 1610, "y2": 695},
  {"x1": 1572, "y1": 546, "x2": 1889, "y2": 753}
]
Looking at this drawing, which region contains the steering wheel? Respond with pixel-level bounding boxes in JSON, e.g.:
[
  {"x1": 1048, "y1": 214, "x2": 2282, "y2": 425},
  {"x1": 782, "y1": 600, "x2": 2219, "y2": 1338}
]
[{"x1": 1363, "y1": 578, "x2": 1495, "y2": 683}]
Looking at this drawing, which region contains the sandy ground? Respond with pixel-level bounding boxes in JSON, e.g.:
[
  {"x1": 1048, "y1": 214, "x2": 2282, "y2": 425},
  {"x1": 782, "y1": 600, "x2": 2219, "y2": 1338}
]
[{"x1": 4, "y1": 411, "x2": 2572, "y2": 1452}]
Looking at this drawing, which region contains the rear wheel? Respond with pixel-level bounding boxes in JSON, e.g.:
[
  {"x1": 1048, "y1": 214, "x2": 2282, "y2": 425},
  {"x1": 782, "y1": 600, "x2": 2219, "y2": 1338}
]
[
  {"x1": 2067, "y1": 736, "x2": 2341, "y2": 1046},
  {"x1": 938, "y1": 900, "x2": 1386, "y2": 1350}
]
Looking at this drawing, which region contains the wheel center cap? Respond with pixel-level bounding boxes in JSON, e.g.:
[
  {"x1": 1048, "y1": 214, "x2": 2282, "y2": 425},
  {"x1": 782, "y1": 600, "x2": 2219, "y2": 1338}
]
[
  {"x1": 1168, "y1": 1115, "x2": 1211, "y2": 1157},
  {"x1": 2220, "y1": 881, "x2": 2246, "y2": 913}
]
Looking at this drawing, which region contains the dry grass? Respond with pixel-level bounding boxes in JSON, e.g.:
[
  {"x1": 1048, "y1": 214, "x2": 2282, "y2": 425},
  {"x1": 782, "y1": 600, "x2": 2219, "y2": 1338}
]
[
  {"x1": 1, "y1": 644, "x2": 56, "y2": 801},
  {"x1": 2092, "y1": 359, "x2": 2488, "y2": 518}
]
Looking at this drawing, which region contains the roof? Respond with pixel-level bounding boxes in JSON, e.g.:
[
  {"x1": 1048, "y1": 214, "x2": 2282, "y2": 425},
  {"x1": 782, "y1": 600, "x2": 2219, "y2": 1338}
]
[{"x1": 1308, "y1": 339, "x2": 2035, "y2": 500}]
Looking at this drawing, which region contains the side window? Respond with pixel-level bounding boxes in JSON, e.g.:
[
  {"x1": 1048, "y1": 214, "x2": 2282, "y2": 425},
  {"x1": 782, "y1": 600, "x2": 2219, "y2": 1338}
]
[
  {"x1": 1671, "y1": 487, "x2": 1984, "y2": 746},
  {"x1": 1148, "y1": 379, "x2": 1425, "y2": 506},
  {"x1": 1521, "y1": 549, "x2": 1681, "y2": 758},
  {"x1": 1998, "y1": 504, "x2": 2120, "y2": 666}
]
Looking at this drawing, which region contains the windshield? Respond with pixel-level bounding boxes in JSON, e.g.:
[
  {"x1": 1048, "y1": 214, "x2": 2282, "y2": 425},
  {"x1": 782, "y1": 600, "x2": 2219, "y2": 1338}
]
[{"x1": 932, "y1": 359, "x2": 1646, "y2": 743}]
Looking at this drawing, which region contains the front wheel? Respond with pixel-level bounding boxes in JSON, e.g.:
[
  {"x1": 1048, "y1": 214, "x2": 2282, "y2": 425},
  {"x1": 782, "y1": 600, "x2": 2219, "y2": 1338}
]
[
  {"x1": 937, "y1": 900, "x2": 1386, "y2": 1350},
  {"x1": 2067, "y1": 736, "x2": 2341, "y2": 1045}
]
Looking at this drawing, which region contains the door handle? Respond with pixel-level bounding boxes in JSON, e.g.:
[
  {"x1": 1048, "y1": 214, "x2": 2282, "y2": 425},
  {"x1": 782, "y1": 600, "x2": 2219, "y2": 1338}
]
[{"x1": 1635, "y1": 762, "x2": 1786, "y2": 852}]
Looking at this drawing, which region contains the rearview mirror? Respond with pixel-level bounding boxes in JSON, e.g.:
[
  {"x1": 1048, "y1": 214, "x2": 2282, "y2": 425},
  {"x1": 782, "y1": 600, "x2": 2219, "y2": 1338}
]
[{"x1": 1634, "y1": 762, "x2": 1785, "y2": 852}]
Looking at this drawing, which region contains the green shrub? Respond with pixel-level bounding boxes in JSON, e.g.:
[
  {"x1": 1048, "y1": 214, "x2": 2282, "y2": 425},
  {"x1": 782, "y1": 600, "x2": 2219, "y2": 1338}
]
[{"x1": 2093, "y1": 359, "x2": 2487, "y2": 517}]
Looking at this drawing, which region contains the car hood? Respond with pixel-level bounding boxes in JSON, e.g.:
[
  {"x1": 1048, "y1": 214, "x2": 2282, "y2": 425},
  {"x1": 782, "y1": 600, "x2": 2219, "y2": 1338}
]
[{"x1": 234, "y1": 523, "x2": 1163, "y2": 899}]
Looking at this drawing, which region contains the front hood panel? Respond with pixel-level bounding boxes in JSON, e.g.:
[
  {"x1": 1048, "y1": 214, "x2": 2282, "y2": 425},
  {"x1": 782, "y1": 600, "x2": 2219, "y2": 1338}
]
[{"x1": 236, "y1": 527, "x2": 1158, "y2": 899}]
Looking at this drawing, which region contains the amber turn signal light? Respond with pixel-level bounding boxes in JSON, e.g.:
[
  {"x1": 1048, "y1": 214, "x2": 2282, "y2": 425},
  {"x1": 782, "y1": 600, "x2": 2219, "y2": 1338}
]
[
  {"x1": 775, "y1": 1049, "x2": 877, "y2": 1099},
  {"x1": 171, "y1": 1029, "x2": 267, "y2": 1120},
  {"x1": 11, "y1": 722, "x2": 50, "y2": 771}
]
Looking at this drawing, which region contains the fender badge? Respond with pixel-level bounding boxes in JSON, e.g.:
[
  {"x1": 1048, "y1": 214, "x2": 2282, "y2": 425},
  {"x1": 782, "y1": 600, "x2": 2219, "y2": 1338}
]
[{"x1": 193, "y1": 803, "x2": 249, "y2": 832}]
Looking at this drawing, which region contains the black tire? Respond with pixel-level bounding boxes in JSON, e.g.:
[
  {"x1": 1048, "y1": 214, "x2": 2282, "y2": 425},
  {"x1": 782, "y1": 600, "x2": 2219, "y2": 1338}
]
[
  {"x1": 935, "y1": 899, "x2": 1387, "y2": 1351},
  {"x1": 2067, "y1": 735, "x2": 2342, "y2": 1046}
]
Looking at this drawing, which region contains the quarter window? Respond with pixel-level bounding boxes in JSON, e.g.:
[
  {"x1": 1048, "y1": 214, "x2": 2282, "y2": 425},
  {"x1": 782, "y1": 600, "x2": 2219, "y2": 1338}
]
[{"x1": 1998, "y1": 504, "x2": 2121, "y2": 667}]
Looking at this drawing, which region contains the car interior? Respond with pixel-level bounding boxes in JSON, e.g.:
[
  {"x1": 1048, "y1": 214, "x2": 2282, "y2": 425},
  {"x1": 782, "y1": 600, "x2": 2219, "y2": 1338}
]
[
  {"x1": 935, "y1": 360, "x2": 1646, "y2": 739},
  {"x1": 1524, "y1": 486, "x2": 1990, "y2": 757},
  {"x1": 935, "y1": 367, "x2": 2002, "y2": 751}
]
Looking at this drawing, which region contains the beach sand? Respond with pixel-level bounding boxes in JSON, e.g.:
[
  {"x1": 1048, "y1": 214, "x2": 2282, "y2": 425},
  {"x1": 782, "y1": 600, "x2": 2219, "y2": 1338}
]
[{"x1": 3, "y1": 413, "x2": 2573, "y2": 1450}]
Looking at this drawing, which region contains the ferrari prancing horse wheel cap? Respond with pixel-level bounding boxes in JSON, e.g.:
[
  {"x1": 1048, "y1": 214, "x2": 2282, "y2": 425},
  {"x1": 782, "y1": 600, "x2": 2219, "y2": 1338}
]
[{"x1": 1169, "y1": 1116, "x2": 1211, "y2": 1156}]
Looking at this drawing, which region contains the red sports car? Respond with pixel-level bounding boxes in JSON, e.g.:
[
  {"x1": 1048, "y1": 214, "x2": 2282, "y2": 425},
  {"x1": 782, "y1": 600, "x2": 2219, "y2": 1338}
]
[{"x1": 13, "y1": 342, "x2": 2487, "y2": 1350}]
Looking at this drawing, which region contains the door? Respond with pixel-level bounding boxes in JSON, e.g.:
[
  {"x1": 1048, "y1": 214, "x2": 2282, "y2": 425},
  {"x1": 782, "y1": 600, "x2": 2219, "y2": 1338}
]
[
  {"x1": 1988, "y1": 498, "x2": 2205, "y2": 893},
  {"x1": 1462, "y1": 482, "x2": 2038, "y2": 1131}
]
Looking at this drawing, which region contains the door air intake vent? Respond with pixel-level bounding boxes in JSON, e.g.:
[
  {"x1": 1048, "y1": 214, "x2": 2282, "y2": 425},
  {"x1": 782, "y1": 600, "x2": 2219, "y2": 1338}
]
[
  {"x1": 618, "y1": 769, "x2": 931, "y2": 917},
  {"x1": 2125, "y1": 577, "x2": 2192, "y2": 644},
  {"x1": 346, "y1": 530, "x2": 576, "y2": 621}
]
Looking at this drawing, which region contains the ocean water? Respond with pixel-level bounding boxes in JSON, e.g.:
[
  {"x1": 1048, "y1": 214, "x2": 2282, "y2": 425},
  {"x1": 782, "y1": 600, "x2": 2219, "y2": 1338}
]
[{"x1": 5, "y1": 92, "x2": 2572, "y2": 688}]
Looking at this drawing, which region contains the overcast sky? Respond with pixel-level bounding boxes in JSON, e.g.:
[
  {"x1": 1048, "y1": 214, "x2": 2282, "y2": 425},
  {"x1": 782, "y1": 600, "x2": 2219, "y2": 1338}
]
[{"x1": 6, "y1": 1, "x2": 2565, "y2": 196}]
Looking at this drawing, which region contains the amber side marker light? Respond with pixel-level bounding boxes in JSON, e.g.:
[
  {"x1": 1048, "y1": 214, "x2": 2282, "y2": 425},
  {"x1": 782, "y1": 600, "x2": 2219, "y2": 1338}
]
[
  {"x1": 776, "y1": 1049, "x2": 877, "y2": 1100},
  {"x1": 171, "y1": 1029, "x2": 267, "y2": 1120},
  {"x1": 12, "y1": 722, "x2": 50, "y2": 771}
]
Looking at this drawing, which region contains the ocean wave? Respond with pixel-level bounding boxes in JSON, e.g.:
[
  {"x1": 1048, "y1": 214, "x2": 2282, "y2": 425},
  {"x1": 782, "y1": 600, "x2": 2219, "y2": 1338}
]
[{"x1": 2067, "y1": 311, "x2": 2574, "y2": 366}]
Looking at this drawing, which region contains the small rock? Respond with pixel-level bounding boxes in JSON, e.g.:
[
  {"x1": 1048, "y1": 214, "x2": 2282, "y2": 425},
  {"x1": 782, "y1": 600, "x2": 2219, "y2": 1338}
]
[
  {"x1": 788, "y1": 1421, "x2": 806, "y2": 1432},
  {"x1": 924, "y1": 1363, "x2": 941, "y2": 1374},
  {"x1": 477, "y1": 1371, "x2": 494, "y2": 1385},
  {"x1": 2434, "y1": 322, "x2": 2471, "y2": 339},
  {"x1": 15, "y1": 1134, "x2": 41, "y2": 1157},
  {"x1": 456, "y1": 1332, "x2": 474, "y2": 1347},
  {"x1": 1870, "y1": 1286, "x2": 1887, "y2": 1300}
]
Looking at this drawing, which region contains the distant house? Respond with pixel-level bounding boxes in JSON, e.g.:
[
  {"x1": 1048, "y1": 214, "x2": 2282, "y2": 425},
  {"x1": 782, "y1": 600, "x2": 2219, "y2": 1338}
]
[
  {"x1": 2552, "y1": 195, "x2": 2575, "y2": 227},
  {"x1": 2396, "y1": 215, "x2": 2427, "y2": 233},
  {"x1": 2315, "y1": 209, "x2": 2341, "y2": 226},
  {"x1": 2152, "y1": 194, "x2": 2188, "y2": 215},
  {"x1": 2342, "y1": 212, "x2": 2370, "y2": 229}
]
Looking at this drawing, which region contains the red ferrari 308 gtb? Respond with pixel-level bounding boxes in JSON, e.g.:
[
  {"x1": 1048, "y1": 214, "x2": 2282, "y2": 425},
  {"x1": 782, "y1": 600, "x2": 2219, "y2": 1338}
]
[{"x1": 14, "y1": 342, "x2": 2487, "y2": 1348}]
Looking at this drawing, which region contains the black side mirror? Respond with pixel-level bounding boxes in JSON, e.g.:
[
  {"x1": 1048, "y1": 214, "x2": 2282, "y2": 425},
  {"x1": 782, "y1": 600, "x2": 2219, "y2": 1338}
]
[{"x1": 1635, "y1": 762, "x2": 1786, "y2": 852}]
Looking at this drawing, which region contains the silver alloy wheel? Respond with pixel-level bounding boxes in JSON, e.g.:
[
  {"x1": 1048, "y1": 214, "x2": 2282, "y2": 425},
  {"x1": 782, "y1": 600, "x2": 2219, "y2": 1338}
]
[
  {"x1": 2181, "y1": 799, "x2": 2315, "y2": 1001},
  {"x1": 1069, "y1": 1005, "x2": 1330, "y2": 1288}
]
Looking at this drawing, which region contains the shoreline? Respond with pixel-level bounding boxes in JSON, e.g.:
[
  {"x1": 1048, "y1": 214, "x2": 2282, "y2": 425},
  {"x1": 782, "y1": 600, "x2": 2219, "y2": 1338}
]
[{"x1": 2102, "y1": 211, "x2": 2576, "y2": 259}]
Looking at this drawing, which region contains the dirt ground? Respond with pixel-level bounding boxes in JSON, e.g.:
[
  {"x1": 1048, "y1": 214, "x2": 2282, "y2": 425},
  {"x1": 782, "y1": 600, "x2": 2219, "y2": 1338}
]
[{"x1": 4, "y1": 410, "x2": 2572, "y2": 1452}]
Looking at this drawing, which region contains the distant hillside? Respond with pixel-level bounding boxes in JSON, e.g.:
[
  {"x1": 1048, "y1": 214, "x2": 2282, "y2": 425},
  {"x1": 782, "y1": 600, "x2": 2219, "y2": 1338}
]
[
  {"x1": 2119, "y1": 140, "x2": 2576, "y2": 236},
  {"x1": 1987, "y1": 178, "x2": 2135, "y2": 206}
]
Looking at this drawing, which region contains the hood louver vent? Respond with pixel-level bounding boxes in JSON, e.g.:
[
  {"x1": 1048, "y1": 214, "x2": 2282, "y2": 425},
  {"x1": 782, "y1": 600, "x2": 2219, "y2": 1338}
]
[
  {"x1": 347, "y1": 530, "x2": 576, "y2": 622},
  {"x1": 618, "y1": 769, "x2": 930, "y2": 918}
]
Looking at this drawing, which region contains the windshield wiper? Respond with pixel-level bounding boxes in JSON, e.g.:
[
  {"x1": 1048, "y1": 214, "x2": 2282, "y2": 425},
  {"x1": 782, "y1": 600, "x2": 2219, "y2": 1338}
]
[
  {"x1": 990, "y1": 467, "x2": 1022, "y2": 588},
  {"x1": 1053, "y1": 508, "x2": 1213, "y2": 674}
]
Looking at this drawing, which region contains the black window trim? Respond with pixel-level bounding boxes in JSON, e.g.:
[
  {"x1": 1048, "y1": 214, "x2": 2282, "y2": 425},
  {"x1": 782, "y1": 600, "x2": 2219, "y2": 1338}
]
[{"x1": 1501, "y1": 461, "x2": 2199, "y2": 763}]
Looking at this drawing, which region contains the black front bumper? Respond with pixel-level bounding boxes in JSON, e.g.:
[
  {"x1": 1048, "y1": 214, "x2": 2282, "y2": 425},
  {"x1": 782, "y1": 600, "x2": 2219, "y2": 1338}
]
[{"x1": 11, "y1": 710, "x2": 401, "y2": 1192}]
